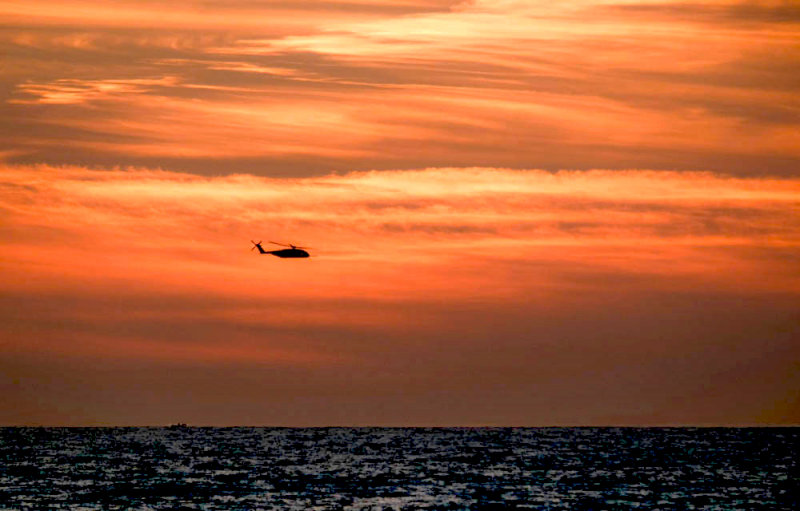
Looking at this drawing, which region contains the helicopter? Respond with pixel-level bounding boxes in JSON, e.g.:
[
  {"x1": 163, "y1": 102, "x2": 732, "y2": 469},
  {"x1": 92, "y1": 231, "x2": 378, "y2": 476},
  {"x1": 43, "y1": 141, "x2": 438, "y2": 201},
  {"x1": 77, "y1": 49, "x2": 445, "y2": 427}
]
[{"x1": 251, "y1": 240, "x2": 310, "y2": 258}]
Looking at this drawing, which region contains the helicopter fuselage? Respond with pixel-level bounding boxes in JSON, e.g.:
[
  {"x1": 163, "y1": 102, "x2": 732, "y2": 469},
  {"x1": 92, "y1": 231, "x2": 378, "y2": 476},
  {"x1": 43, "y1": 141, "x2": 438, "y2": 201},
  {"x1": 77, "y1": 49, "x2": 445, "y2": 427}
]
[
  {"x1": 252, "y1": 241, "x2": 310, "y2": 258},
  {"x1": 267, "y1": 248, "x2": 309, "y2": 258}
]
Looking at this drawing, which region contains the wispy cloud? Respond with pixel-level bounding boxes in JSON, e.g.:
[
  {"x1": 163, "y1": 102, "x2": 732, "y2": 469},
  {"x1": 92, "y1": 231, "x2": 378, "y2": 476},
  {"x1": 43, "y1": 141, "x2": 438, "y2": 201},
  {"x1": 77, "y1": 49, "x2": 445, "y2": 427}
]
[
  {"x1": 2, "y1": 0, "x2": 799, "y2": 425},
  {"x1": 1, "y1": 164, "x2": 797, "y2": 323},
  {"x1": 2, "y1": 0, "x2": 798, "y2": 174},
  {"x1": 2, "y1": 165, "x2": 798, "y2": 425},
  {"x1": 11, "y1": 77, "x2": 180, "y2": 105}
]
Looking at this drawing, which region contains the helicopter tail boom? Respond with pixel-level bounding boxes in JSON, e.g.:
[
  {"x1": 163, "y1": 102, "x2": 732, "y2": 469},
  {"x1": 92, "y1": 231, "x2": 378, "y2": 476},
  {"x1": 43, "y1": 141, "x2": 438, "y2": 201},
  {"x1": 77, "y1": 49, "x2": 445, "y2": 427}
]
[{"x1": 251, "y1": 240, "x2": 267, "y2": 254}]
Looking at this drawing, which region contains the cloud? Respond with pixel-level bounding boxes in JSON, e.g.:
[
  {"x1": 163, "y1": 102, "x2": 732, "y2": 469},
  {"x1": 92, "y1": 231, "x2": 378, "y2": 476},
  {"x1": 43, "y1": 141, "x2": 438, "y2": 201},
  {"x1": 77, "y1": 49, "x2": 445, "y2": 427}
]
[
  {"x1": 10, "y1": 77, "x2": 180, "y2": 105},
  {"x1": 2, "y1": 0, "x2": 798, "y2": 175},
  {"x1": 1, "y1": 0, "x2": 799, "y2": 424},
  {"x1": 2, "y1": 167, "x2": 799, "y2": 425},
  {"x1": 2, "y1": 166, "x2": 798, "y2": 380},
  {"x1": 604, "y1": 1, "x2": 800, "y2": 26},
  {"x1": 0, "y1": 0, "x2": 434, "y2": 30}
]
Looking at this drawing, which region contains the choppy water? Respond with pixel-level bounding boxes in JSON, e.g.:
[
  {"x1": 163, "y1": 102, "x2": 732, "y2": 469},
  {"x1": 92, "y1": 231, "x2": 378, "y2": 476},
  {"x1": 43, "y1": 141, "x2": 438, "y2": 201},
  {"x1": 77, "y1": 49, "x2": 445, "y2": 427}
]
[{"x1": 0, "y1": 427, "x2": 796, "y2": 510}]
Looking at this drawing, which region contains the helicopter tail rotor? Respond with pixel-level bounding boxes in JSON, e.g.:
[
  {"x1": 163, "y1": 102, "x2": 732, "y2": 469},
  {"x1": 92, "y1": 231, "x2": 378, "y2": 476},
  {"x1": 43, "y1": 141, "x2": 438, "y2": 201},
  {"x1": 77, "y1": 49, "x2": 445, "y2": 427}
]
[{"x1": 251, "y1": 240, "x2": 263, "y2": 252}]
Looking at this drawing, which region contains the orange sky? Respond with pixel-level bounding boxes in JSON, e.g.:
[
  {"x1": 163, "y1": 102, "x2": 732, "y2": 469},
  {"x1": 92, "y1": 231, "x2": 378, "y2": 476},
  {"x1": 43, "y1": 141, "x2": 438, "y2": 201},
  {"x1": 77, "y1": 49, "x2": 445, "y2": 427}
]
[{"x1": 1, "y1": 0, "x2": 799, "y2": 425}]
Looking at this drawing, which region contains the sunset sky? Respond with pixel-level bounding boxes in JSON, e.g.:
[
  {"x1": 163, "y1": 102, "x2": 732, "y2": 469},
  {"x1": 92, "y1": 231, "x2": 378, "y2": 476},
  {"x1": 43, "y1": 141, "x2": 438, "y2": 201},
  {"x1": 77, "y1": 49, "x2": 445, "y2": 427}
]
[{"x1": 1, "y1": 0, "x2": 798, "y2": 426}]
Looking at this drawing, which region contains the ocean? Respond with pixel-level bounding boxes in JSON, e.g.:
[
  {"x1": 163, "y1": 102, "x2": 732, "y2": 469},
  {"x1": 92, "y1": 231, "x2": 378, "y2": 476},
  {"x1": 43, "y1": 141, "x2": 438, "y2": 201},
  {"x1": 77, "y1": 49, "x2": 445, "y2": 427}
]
[{"x1": 0, "y1": 427, "x2": 795, "y2": 510}]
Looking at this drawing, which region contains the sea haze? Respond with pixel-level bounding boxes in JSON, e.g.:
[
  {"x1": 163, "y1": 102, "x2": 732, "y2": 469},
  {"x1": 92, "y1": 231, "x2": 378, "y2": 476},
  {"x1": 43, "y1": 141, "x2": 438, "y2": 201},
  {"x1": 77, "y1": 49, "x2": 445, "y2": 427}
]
[{"x1": 0, "y1": 427, "x2": 795, "y2": 510}]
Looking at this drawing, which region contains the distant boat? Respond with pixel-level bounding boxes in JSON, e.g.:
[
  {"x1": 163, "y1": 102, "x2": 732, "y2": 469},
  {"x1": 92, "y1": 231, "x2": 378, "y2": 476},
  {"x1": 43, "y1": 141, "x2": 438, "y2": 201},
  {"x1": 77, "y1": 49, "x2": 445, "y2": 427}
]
[{"x1": 166, "y1": 423, "x2": 189, "y2": 430}]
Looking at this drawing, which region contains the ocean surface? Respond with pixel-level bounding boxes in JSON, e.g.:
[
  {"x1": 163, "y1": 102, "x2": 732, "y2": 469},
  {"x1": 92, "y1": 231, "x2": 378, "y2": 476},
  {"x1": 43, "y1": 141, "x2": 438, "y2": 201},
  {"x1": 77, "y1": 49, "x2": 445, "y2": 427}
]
[{"x1": 0, "y1": 427, "x2": 796, "y2": 510}]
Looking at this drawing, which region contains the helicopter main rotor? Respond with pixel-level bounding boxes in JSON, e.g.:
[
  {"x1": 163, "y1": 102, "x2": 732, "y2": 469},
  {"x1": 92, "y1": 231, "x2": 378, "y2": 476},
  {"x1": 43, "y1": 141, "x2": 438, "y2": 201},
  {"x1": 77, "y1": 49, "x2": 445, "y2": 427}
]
[{"x1": 269, "y1": 241, "x2": 310, "y2": 250}]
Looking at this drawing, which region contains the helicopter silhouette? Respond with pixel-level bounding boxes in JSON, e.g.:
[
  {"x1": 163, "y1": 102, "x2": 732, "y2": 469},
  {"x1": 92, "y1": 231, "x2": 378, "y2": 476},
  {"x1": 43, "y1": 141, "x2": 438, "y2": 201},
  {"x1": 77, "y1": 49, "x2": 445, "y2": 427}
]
[{"x1": 251, "y1": 240, "x2": 310, "y2": 258}]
